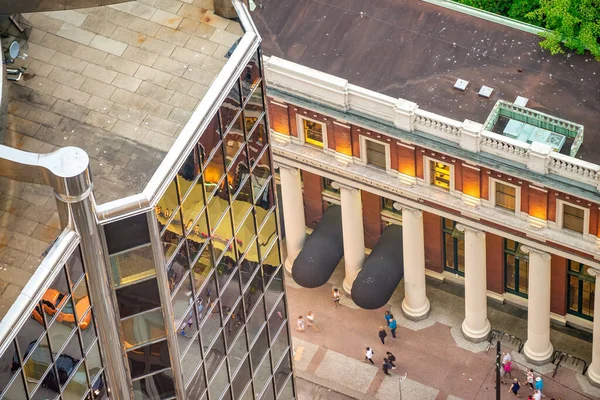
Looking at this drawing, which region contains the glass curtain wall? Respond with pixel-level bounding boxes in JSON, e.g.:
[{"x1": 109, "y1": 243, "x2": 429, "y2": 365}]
[
  {"x1": 0, "y1": 246, "x2": 108, "y2": 400},
  {"x1": 153, "y1": 50, "x2": 294, "y2": 400}
]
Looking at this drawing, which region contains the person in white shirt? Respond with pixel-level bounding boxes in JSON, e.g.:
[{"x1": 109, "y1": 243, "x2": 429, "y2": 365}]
[
  {"x1": 306, "y1": 311, "x2": 320, "y2": 331},
  {"x1": 502, "y1": 352, "x2": 512, "y2": 365},
  {"x1": 533, "y1": 389, "x2": 542, "y2": 400},
  {"x1": 296, "y1": 316, "x2": 305, "y2": 332},
  {"x1": 365, "y1": 347, "x2": 374, "y2": 365}
]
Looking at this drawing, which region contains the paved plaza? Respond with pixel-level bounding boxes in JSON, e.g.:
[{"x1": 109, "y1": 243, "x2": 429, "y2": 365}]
[{"x1": 287, "y1": 262, "x2": 600, "y2": 400}]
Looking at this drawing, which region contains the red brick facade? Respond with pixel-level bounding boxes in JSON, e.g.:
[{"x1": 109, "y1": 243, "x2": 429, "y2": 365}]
[
  {"x1": 423, "y1": 211, "x2": 444, "y2": 274},
  {"x1": 361, "y1": 191, "x2": 382, "y2": 249}
]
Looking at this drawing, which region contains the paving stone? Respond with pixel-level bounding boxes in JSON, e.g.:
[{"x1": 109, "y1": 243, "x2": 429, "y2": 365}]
[
  {"x1": 30, "y1": 224, "x2": 61, "y2": 244},
  {"x1": 192, "y1": 0, "x2": 213, "y2": 8},
  {"x1": 152, "y1": 56, "x2": 188, "y2": 76},
  {"x1": 0, "y1": 196, "x2": 29, "y2": 216},
  {"x1": 65, "y1": 136, "x2": 102, "y2": 157},
  {"x1": 89, "y1": 35, "x2": 128, "y2": 56},
  {"x1": 140, "y1": 37, "x2": 177, "y2": 57},
  {"x1": 25, "y1": 42, "x2": 56, "y2": 63},
  {"x1": 22, "y1": 59, "x2": 55, "y2": 78},
  {"x1": 110, "y1": 2, "x2": 157, "y2": 20},
  {"x1": 82, "y1": 63, "x2": 118, "y2": 84},
  {"x1": 209, "y1": 28, "x2": 239, "y2": 47},
  {"x1": 108, "y1": 103, "x2": 148, "y2": 126},
  {"x1": 169, "y1": 76, "x2": 195, "y2": 94},
  {"x1": 23, "y1": 75, "x2": 59, "y2": 96},
  {"x1": 112, "y1": 73, "x2": 143, "y2": 92},
  {"x1": 25, "y1": 107, "x2": 63, "y2": 128},
  {"x1": 185, "y1": 35, "x2": 218, "y2": 55},
  {"x1": 128, "y1": 16, "x2": 162, "y2": 36},
  {"x1": 46, "y1": 10, "x2": 88, "y2": 27},
  {"x1": 48, "y1": 67, "x2": 87, "y2": 89},
  {"x1": 57, "y1": 117, "x2": 98, "y2": 140},
  {"x1": 178, "y1": 4, "x2": 207, "y2": 21},
  {"x1": 102, "y1": 53, "x2": 142, "y2": 76},
  {"x1": 7, "y1": 232, "x2": 50, "y2": 258},
  {"x1": 138, "y1": 0, "x2": 158, "y2": 6},
  {"x1": 74, "y1": 44, "x2": 109, "y2": 64},
  {"x1": 142, "y1": 114, "x2": 181, "y2": 136},
  {"x1": 18, "y1": 136, "x2": 47, "y2": 152},
  {"x1": 81, "y1": 16, "x2": 117, "y2": 37},
  {"x1": 48, "y1": 52, "x2": 88, "y2": 73},
  {"x1": 18, "y1": 185, "x2": 53, "y2": 207},
  {"x1": 136, "y1": 81, "x2": 174, "y2": 102},
  {"x1": 187, "y1": 83, "x2": 208, "y2": 99},
  {"x1": 84, "y1": 110, "x2": 116, "y2": 130},
  {"x1": 51, "y1": 99, "x2": 89, "y2": 121},
  {"x1": 36, "y1": 126, "x2": 71, "y2": 147},
  {"x1": 0, "y1": 264, "x2": 33, "y2": 286},
  {"x1": 111, "y1": 119, "x2": 149, "y2": 141},
  {"x1": 195, "y1": 22, "x2": 217, "y2": 39},
  {"x1": 211, "y1": 43, "x2": 231, "y2": 59},
  {"x1": 27, "y1": 13, "x2": 65, "y2": 34},
  {"x1": 200, "y1": 10, "x2": 229, "y2": 30},
  {"x1": 0, "y1": 228, "x2": 14, "y2": 246},
  {"x1": 7, "y1": 101, "x2": 33, "y2": 118},
  {"x1": 168, "y1": 91, "x2": 198, "y2": 111},
  {"x1": 169, "y1": 107, "x2": 193, "y2": 124},
  {"x1": 155, "y1": 26, "x2": 190, "y2": 47},
  {"x1": 52, "y1": 84, "x2": 92, "y2": 106},
  {"x1": 86, "y1": 95, "x2": 114, "y2": 114},
  {"x1": 225, "y1": 21, "x2": 244, "y2": 36},
  {"x1": 143, "y1": 130, "x2": 176, "y2": 149},
  {"x1": 39, "y1": 33, "x2": 79, "y2": 55},
  {"x1": 111, "y1": 26, "x2": 148, "y2": 47},
  {"x1": 183, "y1": 66, "x2": 215, "y2": 85},
  {"x1": 9, "y1": 116, "x2": 41, "y2": 137},
  {"x1": 150, "y1": 9, "x2": 183, "y2": 29},
  {"x1": 110, "y1": 88, "x2": 149, "y2": 110},
  {"x1": 135, "y1": 65, "x2": 174, "y2": 87},
  {"x1": 178, "y1": 18, "x2": 200, "y2": 34},
  {"x1": 171, "y1": 46, "x2": 206, "y2": 66},
  {"x1": 12, "y1": 87, "x2": 57, "y2": 111},
  {"x1": 316, "y1": 350, "x2": 377, "y2": 395},
  {"x1": 142, "y1": 98, "x2": 173, "y2": 119},
  {"x1": 97, "y1": 144, "x2": 134, "y2": 167},
  {"x1": 56, "y1": 23, "x2": 96, "y2": 45},
  {"x1": 81, "y1": 78, "x2": 116, "y2": 99},
  {"x1": 155, "y1": 0, "x2": 183, "y2": 14},
  {"x1": 122, "y1": 46, "x2": 159, "y2": 67},
  {"x1": 201, "y1": 55, "x2": 226, "y2": 73}
]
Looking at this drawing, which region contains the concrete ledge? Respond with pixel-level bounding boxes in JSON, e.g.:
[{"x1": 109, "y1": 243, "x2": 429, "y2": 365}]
[{"x1": 295, "y1": 370, "x2": 368, "y2": 400}]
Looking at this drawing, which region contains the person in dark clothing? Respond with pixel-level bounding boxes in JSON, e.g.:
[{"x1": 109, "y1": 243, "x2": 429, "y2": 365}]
[
  {"x1": 378, "y1": 327, "x2": 387, "y2": 345},
  {"x1": 386, "y1": 351, "x2": 396, "y2": 369},
  {"x1": 382, "y1": 358, "x2": 392, "y2": 375},
  {"x1": 389, "y1": 317, "x2": 397, "y2": 338}
]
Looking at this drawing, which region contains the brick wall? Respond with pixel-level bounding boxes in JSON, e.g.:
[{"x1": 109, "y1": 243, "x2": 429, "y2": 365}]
[
  {"x1": 267, "y1": 99, "x2": 290, "y2": 135},
  {"x1": 361, "y1": 191, "x2": 382, "y2": 249},
  {"x1": 550, "y1": 254, "x2": 567, "y2": 315},
  {"x1": 302, "y1": 170, "x2": 323, "y2": 229},
  {"x1": 486, "y1": 232, "x2": 504, "y2": 294},
  {"x1": 423, "y1": 211, "x2": 443, "y2": 273}
]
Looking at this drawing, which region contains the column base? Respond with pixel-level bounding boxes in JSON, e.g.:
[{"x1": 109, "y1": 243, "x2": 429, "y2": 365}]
[
  {"x1": 523, "y1": 340, "x2": 553, "y2": 365},
  {"x1": 461, "y1": 319, "x2": 491, "y2": 343},
  {"x1": 342, "y1": 277, "x2": 353, "y2": 296},
  {"x1": 401, "y1": 298, "x2": 431, "y2": 321},
  {"x1": 588, "y1": 363, "x2": 600, "y2": 387},
  {"x1": 284, "y1": 257, "x2": 293, "y2": 275}
]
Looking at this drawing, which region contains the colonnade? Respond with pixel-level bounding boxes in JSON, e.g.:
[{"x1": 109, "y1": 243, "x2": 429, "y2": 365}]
[{"x1": 277, "y1": 165, "x2": 600, "y2": 385}]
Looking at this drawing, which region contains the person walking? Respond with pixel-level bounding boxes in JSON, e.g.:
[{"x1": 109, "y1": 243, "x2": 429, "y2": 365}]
[
  {"x1": 502, "y1": 352, "x2": 512, "y2": 366},
  {"x1": 389, "y1": 316, "x2": 397, "y2": 338},
  {"x1": 384, "y1": 310, "x2": 392, "y2": 326},
  {"x1": 523, "y1": 369, "x2": 534, "y2": 390},
  {"x1": 534, "y1": 377, "x2": 545, "y2": 398},
  {"x1": 332, "y1": 288, "x2": 342, "y2": 308},
  {"x1": 378, "y1": 326, "x2": 387, "y2": 345},
  {"x1": 502, "y1": 360, "x2": 513, "y2": 384},
  {"x1": 382, "y1": 358, "x2": 392, "y2": 375},
  {"x1": 508, "y1": 378, "x2": 521, "y2": 397},
  {"x1": 296, "y1": 316, "x2": 305, "y2": 332},
  {"x1": 365, "y1": 347, "x2": 374, "y2": 365},
  {"x1": 306, "y1": 311, "x2": 320, "y2": 331},
  {"x1": 533, "y1": 390, "x2": 542, "y2": 400},
  {"x1": 386, "y1": 351, "x2": 396, "y2": 369}
]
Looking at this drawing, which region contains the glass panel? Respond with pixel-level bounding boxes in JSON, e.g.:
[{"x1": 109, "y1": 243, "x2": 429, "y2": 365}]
[
  {"x1": 181, "y1": 337, "x2": 202, "y2": 384},
  {"x1": 48, "y1": 299, "x2": 76, "y2": 352},
  {"x1": 132, "y1": 370, "x2": 175, "y2": 400},
  {"x1": 303, "y1": 119, "x2": 323, "y2": 147},
  {"x1": 248, "y1": 118, "x2": 266, "y2": 164},
  {"x1": 252, "y1": 158, "x2": 271, "y2": 204},
  {"x1": 271, "y1": 324, "x2": 289, "y2": 364},
  {"x1": 582, "y1": 280, "x2": 594, "y2": 317},
  {"x1": 265, "y1": 268, "x2": 283, "y2": 312},
  {"x1": 23, "y1": 337, "x2": 52, "y2": 393},
  {"x1": 72, "y1": 278, "x2": 91, "y2": 324},
  {"x1": 80, "y1": 308, "x2": 97, "y2": 352},
  {"x1": 505, "y1": 239, "x2": 518, "y2": 252},
  {"x1": 66, "y1": 249, "x2": 84, "y2": 287},
  {"x1": 241, "y1": 52, "x2": 261, "y2": 102},
  {"x1": 267, "y1": 297, "x2": 286, "y2": 337},
  {"x1": 443, "y1": 218, "x2": 454, "y2": 230},
  {"x1": 240, "y1": 252, "x2": 260, "y2": 288},
  {"x1": 205, "y1": 333, "x2": 226, "y2": 381},
  {"x1": 232, "y1": 357, "x2": 251, "y2": 399},
  {"x1": 173, "y1": 275, "x2": 194, "y2": 327},
  {"x1": 253, "y1": 352, "x2": 271, "y2": 397},
  {"x1": 563, "y1": 203, "x2": 585, "y2": 233},
  {"x1": 178, "y1": 148, "x2": 201, "y2": 199},
  {"x1": 444, "y1": 233, "x2": 455, "y2": 270},
  {"x1": 204, "y1": 146, "x2": 226, "y2": 202},
  {"x1": 110, "y1": 244, "x2": 156, "y2": 288},
  {"x1": 232, "y1": 171, "x2": 253, "y2": 203},
  {"x1": 279, "y1": 376, "x2": 294, "y2": 400},
  {"x1": 188, "y1": 212, "x2": 209, "y2": 261},
  {"x1": 17, "y1": 318, "x2": 45, "y2": 361},
  {"x1": 457, "y1": 238, "x2": 465, "y2": 274},
  {"x1": 122, "y1": 309, "x2": 166, "y2": 348},
  {"x1": 4, "y1": 374, "x2": 27, "y2": 400},
  {"x1": 105, "y1": 214, "x2": 151, "y2": 255},
  {"x1": 495, "y1": 182, "x2": 516, "y2": 211},
  {"x1": 128, "y1": 340, "x2": 170, "y2": 379},
  {"x1": 258, "y1": 211, "x2": 277, "y2": 262},
  {"x1": 63, "y1": 361, "x2": 87, "y2": 399},
  {"x1": 212, "y1": 216, "x2": 234, "y2": 266},
  {"x1": 216, "y1": 255, "x2": 238, "y2": 293},
  {"x1": 221, "y1": 273, "x2": 241, "y2": 321},
  {"x1": 430, "y1": 161, "x2": 450, "y2": 191},
  {"x1": 366, "y1": 139, "x2": 386, "y2": 169},
  {"x1": 250, "y1": 328, "x2": 269, "y2": 370},
  {"x1": 181, "y1": 185, "x2": 206, "y2": 237},
  {"x1": 244, "y1": 270, "x2": 264, "y2": 312},
  {"x1": 199, "y1": 114, "x2": 222, "y2": 165},
  {"x1": 200, "y1": 305, "x2": 222, "y2": 348},
  {"x1": 232, "y1": 198, "x2": 254, "y2": 237},
  {"x1": 228, "y1": 329, "x2": 248, "y2": 373},
  {"x1": 156, "y1": 178, "x2": 180, "y2": 229},
  {"x1": 221, "y1": 81, "x2": 242, "y2": 132},
  {"x1": 505, "y1": 254, "x2": 517, "y2": 291},
  {"x1": 167, "y1": 246, "x2": 189, "y2": 294},
  {"x1": 196, "y1": 274, "x2": 218, "y2": 324},
  {"x1": 569, "y1": 260, "x2": 582, "y2": 272},
  {"x1": 92, "y1": 373, "x2": 107, "y2": 399},
  {"x1": 224, "y1": 302, "x2": 245, "y2": 347},
  {"x1": 518, "y1": 260, "x2": 529, "y2": 294},
  {"x1": 56, "y1": 333, "x2": 83, "y2": 390},
  {"x1": 85, "y1": 342, "x2": 102, "y2": 380},
  {"x1": 116, "y1": 278, "x2": 161, "y2": 319},
  {"x1": 193, "y1": 246, "x2": 214, "y2": 294},
  {"x1": 274, "y1": 353, "x2": 291, "y2": 393},
  {"x1": 162, "y1": 217, "x2": 184, "y2": 263},
  {"x1": 224, "y1": 124, "x2": 246, "y2": 170},
  {"x1": 247, "y1": 299, "x2": 266, "y2": 344},
  {"x1": 178, "y1": 307, "x2": 199, "y2": 349},
  {"x1": 261, "y1": 381, "x2": 275, "y2": 400},
  {"x1": 186, "y1": 364, "x2": 207, "y2": 399},
  {"x1": 0, "y1": 341, "x2": 18, "y2": 393},
  {"x1": 208, "y1": 360, "x2": 229, "y2": 400}
]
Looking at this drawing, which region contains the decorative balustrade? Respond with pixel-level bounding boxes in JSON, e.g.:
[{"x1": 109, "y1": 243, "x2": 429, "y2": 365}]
[
  {"x1": 549, "y1": 153, "x2": 600, "y2": 187},
  {"x1": 414, "y1": 109, "x2": 461, "y2": 142}
]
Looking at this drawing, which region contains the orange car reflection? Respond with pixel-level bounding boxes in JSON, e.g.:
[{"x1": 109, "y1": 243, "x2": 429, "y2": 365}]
[{"x1": 32, "y1": 289, "x2": 92, "y2": 329}]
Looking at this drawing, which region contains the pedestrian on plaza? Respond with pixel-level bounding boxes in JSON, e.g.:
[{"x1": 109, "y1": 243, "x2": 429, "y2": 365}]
[
  {"x1": 384, "y1": 310, "x2": 392, "y2": 326},
  {"x1": 332, "y1": 288, "x2": 342, "y2": 308},
  {"x1": 501, "y1": 360, "x2": 513, "y2": 384},
  {"x1": 533, "y1": 390, "x2": 542, "y2": 400},
  {"x1": 306, "y1": 311, "x2": 320, "y2": 331},
  {"x1": 296, "y1": 316, "x2": 305, "y2": 332},
  {"x1": 365, "y1": 347, "x2": 374, "y2": 365},
  {"x1": 534, "y1": 377, "x2": 545, "y2": 398},
  {"x1": 386, "y1": 351, "x2": 396, "y2": 369},
  {"x1": 382, "y1": 358, "x2": 392, "y2": 375},
  {"x1": 388, "y1": 316, "x2": 397, "y2": 338},
  {"x1": 378, "y1": 326, "x2": 388, "y2": 345},
  {"x1": 502, "y1": 352, "x2": 512, "y2": 366},
  {"x1": 508, "y1": 378, "x2": 520, "y2": 397},
  {"x1": 523, "y1": 369, "x2": 534, "y2": 389}
]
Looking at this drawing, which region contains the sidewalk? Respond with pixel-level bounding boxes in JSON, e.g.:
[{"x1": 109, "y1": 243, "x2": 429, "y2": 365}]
[{"x1": 287, "y1": 263, "x2": 600, "y2": 400}]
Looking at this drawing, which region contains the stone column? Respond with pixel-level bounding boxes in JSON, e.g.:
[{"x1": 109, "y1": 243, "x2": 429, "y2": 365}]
[
  {"x1": 457, "y1": 224, "x2": 491, "y2": 342},
  {"x1": 333, "y1": 182, "x2": 365, "y2": 295},
  {"x1": 279, "y1": 166, "x2": 306, "y2": 274},
  {"x1": 522, "y1": 246, "x2": 553, "y2": 364},
  {"x1": 587, "y1": 268, "x2": 600, "y2": 386},
  {"x1": 399, "y1": 205, "x2": 431, "y2": 320}
]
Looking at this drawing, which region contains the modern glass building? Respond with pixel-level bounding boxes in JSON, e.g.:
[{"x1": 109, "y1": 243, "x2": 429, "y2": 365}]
[{"x1": 0, "y1": 1, "x2": 294, "y2": 399}]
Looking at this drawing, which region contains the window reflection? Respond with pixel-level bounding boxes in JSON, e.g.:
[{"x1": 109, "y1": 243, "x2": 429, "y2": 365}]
[
  {"x1": 232, "y1": 167, "x2": 252, "y2": 200},
  {"x1": 199, "y1": 114, "x2": 222, "y2": 165},
  {"x1": 204, "y1": 332, "x2": 226, "y2": 381},
  {"x1": 167, "y1": 246, "x2": 189, "y2": 294},
  {"x1": 258, "y1": 211, "x2": 277, "y2": 264},
  {"x1": 162, "y1": 217, "x2": 184, "y2": 263},
  {"x1": 195, "y1": 273, "x2": 217, "y2": 325},
  {"x1": 200, "y1": 304, "x2": 222, "y2": 348},
  {"x1": 66, "y1": 248, "x2": 84, "y2": 288},
  {"x1": 172, "y1": 274, "x2": 194, "y2": 327},
  {"x1": 212, "y1": 213, "x2": 234, "y2": 265},
  {"x1": 110, "y1": 244, "x2": 156, "y2": 288},
  {"x1": 186, "y1": 364, "x2": 207, "y2": 399},
  {"x1": 122, "y1": 309, "x2": 166, "y2": 348},
  {"x1": 228, "y1": 329, "x2": 248, "y2": 373},
  {"x1": 181, "y1": 179, "x2": 206, "y2": 232},
  {"x1": 132, "y1": 369, "x2": 175, "y2": 399},
  {"x1": 181, "y1": 338, "x2": 202, "y2": 385},
  {"x1": 246, "y1": 299, "x2": 266, "y2": 344},
  {"x1": 220, "y1": 274, "x2": 241, "y2": 322},
  {"x1": 265, "y1": 268, "x2": 284, "y2": 312},
  {"x1": 127, "y1": 340, "x2": 170, "y2": 379},
  {"x1": 241, "y1": 51, "x2": 261, "y2": 102},
  {"x1": 116, "y1": 278, "x2": 161, "y2": 318},
  {"x1": 204, "y1": 146, "x2": 226, "y2": 201},
  {"x1": 187, "y1": 212, "x2": 209, "y2": 262},
  {"x1": 267, "y1": 297, "x2": 286, "y2": 338},
  {"x1": 232, "y1": 357, "x2": 251, "y2": 399},
  {"x1": 247, "y1": 116, "x2": 266, "y2": 158},
  {"x1": 208, "y1": 360, "x2": 229, "y2": 400},
  {"x1": 220, "y1": 81, "x2": 242, "y2": 132},
  {"x1": 178, "y1": 148, "x2": 201, "y2": 194}
]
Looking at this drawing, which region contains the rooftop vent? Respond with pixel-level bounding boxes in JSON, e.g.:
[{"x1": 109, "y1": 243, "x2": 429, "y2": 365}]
[
  {"x1": 478, "y1": 86, "x2": 494, "y2": 99},
  {"x1": 514, "y1": 96, "x2": 529, "y2": 107},
  {"x1": 454, "y1": 79, "x2": 469, "y2": 91}
]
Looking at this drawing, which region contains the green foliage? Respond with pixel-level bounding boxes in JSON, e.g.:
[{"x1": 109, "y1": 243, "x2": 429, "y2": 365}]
[
  {"x1": 507, "y1": 0, "x2": 539, "y2": 23},
  {"x1": 459, "y1": 0, "x2": 512, "y2": 15}
]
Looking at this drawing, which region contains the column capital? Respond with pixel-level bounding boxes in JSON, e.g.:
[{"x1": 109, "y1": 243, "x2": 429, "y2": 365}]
[
  {"x1": 393, "y1": 202, "x2": 422, "y2": 217},
  {"x1": 331, "y1": 181, "x2": 358, "y2": 193},
  {"x1": 520, "y1": 245, "x2": 551, "y2": 260},
  {"x1": 455, "y1": 224, "x2": 485, "y2": 238},
  {"x1": 277, "y1": 164, "x2": 300, "y2": 175},
  {"x1": 586, "y1": 267, "x2": 600, "y2": 277}
]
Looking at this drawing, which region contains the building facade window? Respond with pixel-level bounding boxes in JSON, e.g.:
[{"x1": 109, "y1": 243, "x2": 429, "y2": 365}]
[
  {"x1": 562, "y1": 203, "x2": 586, "y2": 234},
  {"x1": 365, "y1": 139, "x2": 387, "y2": 169},
  {"x1": 495, "y1": 181, "x2": 517, "y2": 211},
  {"x1": 323, "y1": 178, "x2": 339, "y2": 194},
  {"x1": 504, "y1": 239, "x2": 529, "y2": 297},
  {"x1": 568, "y1": 260, "x2": 595, "y2": 320},
  {"x1": 442, "y1": 218, "x2": 464, "y2": 276},
  {"x1": 302, "y1": 118, "x2": 324, "y2": 147},
  {"x1": 430, "y1": 161, "x2": 451, "y2": 191},
  {"x1": 382, "y1": 198, "x2": 399, "y2": 213}
]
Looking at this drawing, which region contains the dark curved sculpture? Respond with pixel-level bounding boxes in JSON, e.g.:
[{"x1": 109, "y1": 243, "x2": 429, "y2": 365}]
[
  {"x1": 351, "y1": 224, "x2": 403, "y2": 309},
  {"x1": 0, "y1": 0, "x2": 130, "y2": 15},
  {"x1": 292, "y1": 205, "x2": 343, "y2": 288}
]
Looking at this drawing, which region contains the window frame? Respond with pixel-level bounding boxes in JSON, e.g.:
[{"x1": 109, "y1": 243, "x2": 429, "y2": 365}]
[
  {"x1": 557, "y1": 200, "x2": 589, "y2": 235},
  {"x1": 442, "y1": 218, "x2": 464, "y2": 276},
  {"x1": 503, "y1": 239, "x2": 529, "y2": 298},
  {"x1": 423, "y1": 157, "x2": 454, "y2": 192},
  {"x1": 297, "y1": 115, "x2": 327, "y2": 149},
  {"x1": 567, "y1": 260, "x2": 595, "y2": 321},
  {"x1": 360, "y1": 136, "x2": 390, "y2": 170},
  {"x1": 489, "y1": 178, "x2": 521, "y2": 214}
]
